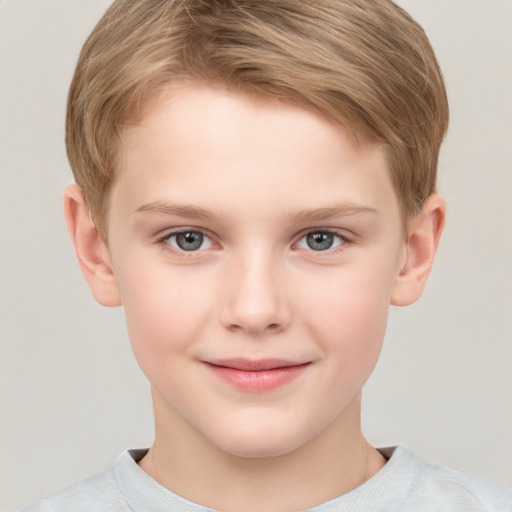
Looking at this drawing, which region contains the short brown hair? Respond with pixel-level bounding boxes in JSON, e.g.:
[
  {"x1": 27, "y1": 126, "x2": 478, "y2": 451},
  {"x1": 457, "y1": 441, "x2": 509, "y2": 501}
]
[{"x1": 66, "y1": 0, "x2": 449, "y2": 238}]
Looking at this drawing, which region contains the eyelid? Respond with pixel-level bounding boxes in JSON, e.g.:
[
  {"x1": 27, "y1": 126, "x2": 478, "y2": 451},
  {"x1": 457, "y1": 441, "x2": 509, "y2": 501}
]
[
  {"x1": 154, "y1": 226, "x2": 352, "y2": 256},
  {"x1": 156, "y1": 227, "x2": 219, "y2": 253},
  {"x1": 294, "y1": 228, "x2": 351, "y2": 252}
]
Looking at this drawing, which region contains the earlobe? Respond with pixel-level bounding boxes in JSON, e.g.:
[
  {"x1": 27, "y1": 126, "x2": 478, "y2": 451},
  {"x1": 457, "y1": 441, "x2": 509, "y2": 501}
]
[
  {"x1": 63, "y1": 184, "x2": 122, "y2": 307},
  {"x1": 390, "y1": 194, "x2": 445, "y2": 306}
]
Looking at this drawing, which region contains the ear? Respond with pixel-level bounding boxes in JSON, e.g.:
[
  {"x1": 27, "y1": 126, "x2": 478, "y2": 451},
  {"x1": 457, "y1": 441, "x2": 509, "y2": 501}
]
[
  {"x1": 63, "y1": 184, "x2": 122, "y2": 307},
  {"x1": 391, "y1": 194, "x2": 445, "y2": 306}
]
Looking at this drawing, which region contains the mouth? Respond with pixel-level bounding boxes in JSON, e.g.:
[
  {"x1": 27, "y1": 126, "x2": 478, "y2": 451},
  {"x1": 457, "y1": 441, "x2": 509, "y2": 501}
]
[{"x1": 203, "y1": 358, "x2": 311, "y2": 392}]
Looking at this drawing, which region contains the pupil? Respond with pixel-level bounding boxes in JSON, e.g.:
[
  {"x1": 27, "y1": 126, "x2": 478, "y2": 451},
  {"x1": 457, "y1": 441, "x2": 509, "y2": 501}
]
[
  {"x1": 176, "y1": 231, "x2": 203, "y2": 251},
  {"x1": 307, "y1": 232, "x2": 334, "y2": 251}
]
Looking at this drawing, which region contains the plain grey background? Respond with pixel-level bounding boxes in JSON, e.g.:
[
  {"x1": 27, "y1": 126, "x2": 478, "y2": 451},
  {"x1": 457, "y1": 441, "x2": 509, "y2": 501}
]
[{"x1": 1, "y1": 1, "x2": 511, "y2": 510}]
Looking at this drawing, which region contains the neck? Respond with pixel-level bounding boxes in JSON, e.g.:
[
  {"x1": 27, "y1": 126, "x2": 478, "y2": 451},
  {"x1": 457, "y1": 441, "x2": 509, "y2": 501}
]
[{"x1": 139, "y1": 390, "x2": 386, "y2": 512}]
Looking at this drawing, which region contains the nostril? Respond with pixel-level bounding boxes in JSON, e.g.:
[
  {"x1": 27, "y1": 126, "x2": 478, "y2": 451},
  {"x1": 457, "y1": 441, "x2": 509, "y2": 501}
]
[
  {"x1": 218, "y1": 278, "x2": 291, "y2": 334},
  {"x1": 226, "y1": 321, "x2": 282, "y2": 335}
]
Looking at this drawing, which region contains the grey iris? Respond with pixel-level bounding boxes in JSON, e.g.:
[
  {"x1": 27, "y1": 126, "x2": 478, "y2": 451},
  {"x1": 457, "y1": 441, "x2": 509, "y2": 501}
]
[
  {"x1": 176, "y1": 231, "x2": 204, "y2": 251},
  {"x1": 306, "y1": 232, "x2": 334, "y2": 251}
]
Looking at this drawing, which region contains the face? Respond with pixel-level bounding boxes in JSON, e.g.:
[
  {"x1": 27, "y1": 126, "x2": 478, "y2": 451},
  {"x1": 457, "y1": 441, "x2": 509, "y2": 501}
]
[{"x1": 105, "y1": 84, "x2": 407, "y2": 458}]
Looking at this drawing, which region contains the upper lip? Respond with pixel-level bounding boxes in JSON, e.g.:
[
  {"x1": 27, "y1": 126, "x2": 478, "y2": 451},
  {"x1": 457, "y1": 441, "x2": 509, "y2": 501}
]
[{"x1": 205, "y1": 358, "x2": 309, "y2": 371}]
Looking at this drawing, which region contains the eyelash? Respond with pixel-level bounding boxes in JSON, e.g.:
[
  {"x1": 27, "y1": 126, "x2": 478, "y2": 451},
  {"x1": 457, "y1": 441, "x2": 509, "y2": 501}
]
[
  {"x1": 295, "y1": 230, "x2": 349, "y2": 254},
  {"x1": 157, "y1": 229, "x2": 216, "y2": 255},
  {"x1": 156, "y1": 228, "x2": 351, "y2": 256}
]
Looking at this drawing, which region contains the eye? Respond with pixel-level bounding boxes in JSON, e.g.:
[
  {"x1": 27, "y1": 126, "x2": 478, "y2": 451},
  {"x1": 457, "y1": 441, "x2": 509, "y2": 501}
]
[
  {"x1": 296, "y1": 230, "x2": 346, "y2": 252},
  {"x1": 164, "y1": 230, "x2": 213, "y2": 252}
]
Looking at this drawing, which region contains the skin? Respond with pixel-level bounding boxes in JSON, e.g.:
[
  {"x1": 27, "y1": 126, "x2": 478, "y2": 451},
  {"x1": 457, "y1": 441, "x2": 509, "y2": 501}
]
[{"x1": 65, "y1": 84, "x2": 445, "y2": 511}]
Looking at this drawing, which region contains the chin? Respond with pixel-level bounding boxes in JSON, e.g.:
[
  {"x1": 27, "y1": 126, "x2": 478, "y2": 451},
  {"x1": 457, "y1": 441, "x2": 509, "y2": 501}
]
[{"x1": 208, "y1": 421, "x2": 309, "y2": 459}]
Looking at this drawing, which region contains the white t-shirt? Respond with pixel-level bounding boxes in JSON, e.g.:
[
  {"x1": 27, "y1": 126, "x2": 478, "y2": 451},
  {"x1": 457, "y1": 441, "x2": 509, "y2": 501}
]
[{"x1": 22, "y1": 445, "x2": 512, "y2": 511}]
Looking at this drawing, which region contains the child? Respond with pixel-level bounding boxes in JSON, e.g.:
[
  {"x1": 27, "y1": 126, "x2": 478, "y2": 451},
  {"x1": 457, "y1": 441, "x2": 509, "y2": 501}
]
[{"x1": 23, "y1": 0, "x2": 512, "y2": 510}]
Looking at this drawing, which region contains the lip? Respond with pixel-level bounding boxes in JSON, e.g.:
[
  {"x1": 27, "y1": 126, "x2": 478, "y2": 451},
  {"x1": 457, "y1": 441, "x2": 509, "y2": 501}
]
[{"x1": 204, "y1": 358, "x2": 310, "y2": 392}]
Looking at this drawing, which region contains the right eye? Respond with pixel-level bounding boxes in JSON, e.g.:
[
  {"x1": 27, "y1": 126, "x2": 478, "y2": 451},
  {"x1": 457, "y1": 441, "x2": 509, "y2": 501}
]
[{"x1": 163, "y1": 230, "x2": 214, "y2": 252}]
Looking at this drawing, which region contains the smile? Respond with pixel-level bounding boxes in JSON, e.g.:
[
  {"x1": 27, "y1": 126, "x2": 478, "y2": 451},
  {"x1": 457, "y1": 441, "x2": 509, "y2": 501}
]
[{"x1": 204, "y1": 359, "x2": 311, "y2": 392}]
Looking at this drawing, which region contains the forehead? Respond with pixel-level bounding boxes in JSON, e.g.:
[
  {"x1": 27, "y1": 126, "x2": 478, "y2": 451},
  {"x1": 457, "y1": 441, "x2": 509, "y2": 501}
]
[{"x1": 112, "y1": 84, "x2": 400, "y2": 226}]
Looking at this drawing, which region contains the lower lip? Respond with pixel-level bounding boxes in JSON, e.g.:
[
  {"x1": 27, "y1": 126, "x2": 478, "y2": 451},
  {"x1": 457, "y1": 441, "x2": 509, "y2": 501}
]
[{"x1": 205, "y1": 363, "x2": 310, "y2": 392}]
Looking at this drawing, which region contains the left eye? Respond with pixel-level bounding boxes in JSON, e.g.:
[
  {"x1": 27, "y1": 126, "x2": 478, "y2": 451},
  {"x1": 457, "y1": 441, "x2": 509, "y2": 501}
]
[
  {"x1": 296, "y1": 231, "x2": 345, "y2": 251},
  {"x1": 165, "y1": 230, "x2": 213, "y2": 252}
]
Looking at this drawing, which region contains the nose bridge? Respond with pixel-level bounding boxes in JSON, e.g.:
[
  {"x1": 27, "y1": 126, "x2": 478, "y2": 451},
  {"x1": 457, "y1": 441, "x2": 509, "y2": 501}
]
[{"x1": 220, "y1": 245, "x2": 290, "y2": 334}]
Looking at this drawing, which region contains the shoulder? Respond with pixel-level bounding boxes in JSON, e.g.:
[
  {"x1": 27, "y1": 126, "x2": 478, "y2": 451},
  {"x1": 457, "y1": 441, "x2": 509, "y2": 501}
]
[
  {"x1": 401, "y1": 447, "x2": 512, "y2": 512},
  {"x1": 21, "y1": 456, "x2": 130, "y2": 512},
  {"x1": 21, "y1": 448, "x2": 215, "y2": 512}
]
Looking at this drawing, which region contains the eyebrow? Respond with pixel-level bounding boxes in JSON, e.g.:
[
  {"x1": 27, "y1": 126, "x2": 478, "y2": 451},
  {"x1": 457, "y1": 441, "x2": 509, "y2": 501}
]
[
  {"x1": 134, "y1": 201, "x2": 378, "y2": 222},
  {"x1": 135, "y1": 201, "x2": 216, "y2": 220},
  {"x1": 291, "y1": 204, "x2": 378, "y2": 222}
]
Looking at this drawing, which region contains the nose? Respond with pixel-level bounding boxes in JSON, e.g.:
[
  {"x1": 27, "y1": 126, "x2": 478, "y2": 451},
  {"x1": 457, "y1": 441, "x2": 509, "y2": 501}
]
[{"x1": 219, "y1": 251, "x2": 291, "y2": 335}]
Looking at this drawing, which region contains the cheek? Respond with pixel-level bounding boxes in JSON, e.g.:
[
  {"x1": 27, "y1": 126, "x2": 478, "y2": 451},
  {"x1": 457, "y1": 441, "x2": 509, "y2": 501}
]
[
  {"x1": 115, "y1": 262, "x2": 215, "y2": 372},
  {"x1": 299, "y1": 263, "x2": 392, "y2": 368}
]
